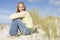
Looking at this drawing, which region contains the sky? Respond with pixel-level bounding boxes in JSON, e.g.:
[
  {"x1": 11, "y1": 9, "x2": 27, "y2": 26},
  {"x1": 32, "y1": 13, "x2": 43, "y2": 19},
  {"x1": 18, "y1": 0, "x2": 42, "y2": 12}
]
[{"x1": 0, "y1": 0, "x2": 60, "y2": 24}]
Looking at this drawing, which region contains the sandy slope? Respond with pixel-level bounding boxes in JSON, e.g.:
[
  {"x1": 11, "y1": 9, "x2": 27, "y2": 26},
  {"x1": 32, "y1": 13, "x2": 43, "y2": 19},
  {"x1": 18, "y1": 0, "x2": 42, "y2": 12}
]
[
  {"x1": 0, "y1": 24, "x2": 48, "y2": 40},
  {"x1": 0, "y1": 24, "x2": 60, "y2": 40}
]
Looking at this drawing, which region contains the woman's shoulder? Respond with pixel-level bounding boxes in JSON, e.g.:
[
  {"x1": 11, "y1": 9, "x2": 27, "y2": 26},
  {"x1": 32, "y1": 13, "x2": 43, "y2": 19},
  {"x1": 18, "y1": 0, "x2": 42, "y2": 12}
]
[
  {"x1": 10, "y1": 11, "x2": 29, "y2": 16},
  {"x1": 11, "y1": 11, "x2": 29, "y2": 13}
]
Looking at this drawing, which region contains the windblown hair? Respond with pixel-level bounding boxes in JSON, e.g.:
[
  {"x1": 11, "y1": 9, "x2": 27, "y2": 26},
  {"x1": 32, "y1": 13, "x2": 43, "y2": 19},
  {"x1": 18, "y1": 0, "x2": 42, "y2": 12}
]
[{"x1": 16, "y1": 2, "x2": 26, "y2": 13}]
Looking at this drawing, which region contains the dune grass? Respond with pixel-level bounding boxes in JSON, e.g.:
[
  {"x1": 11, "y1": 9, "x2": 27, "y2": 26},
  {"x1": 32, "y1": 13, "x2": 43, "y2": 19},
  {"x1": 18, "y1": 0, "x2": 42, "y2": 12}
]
[{"x1": 29, "y1": 9, "x2": 59, "y2": 40}]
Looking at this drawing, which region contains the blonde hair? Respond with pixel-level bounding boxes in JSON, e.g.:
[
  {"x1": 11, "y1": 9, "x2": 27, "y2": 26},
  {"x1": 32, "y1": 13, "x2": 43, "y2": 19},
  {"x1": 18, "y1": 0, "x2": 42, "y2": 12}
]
[{"x1": 16, "y1": 2, "x2": 26, "y2": 13}]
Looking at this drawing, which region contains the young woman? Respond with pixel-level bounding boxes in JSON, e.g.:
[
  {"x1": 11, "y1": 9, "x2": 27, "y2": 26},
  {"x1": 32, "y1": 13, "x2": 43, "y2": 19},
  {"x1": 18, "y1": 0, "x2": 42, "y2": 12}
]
[{"x1": 9, "y1": 2, "x2": 34, "y2": 36}]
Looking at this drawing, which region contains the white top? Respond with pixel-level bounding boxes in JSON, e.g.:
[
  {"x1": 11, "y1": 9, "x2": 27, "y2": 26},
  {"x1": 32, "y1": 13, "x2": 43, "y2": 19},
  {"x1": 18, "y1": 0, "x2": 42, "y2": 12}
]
[{"x1": 10, "y1": 11, "x2": 33, "y2": 28}]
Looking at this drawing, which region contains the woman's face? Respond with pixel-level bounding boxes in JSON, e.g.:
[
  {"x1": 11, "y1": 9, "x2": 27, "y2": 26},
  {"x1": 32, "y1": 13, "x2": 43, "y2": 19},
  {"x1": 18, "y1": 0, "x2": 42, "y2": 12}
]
[{"x1": 19, "y1": 3, "x2": 25, "y2": 12}]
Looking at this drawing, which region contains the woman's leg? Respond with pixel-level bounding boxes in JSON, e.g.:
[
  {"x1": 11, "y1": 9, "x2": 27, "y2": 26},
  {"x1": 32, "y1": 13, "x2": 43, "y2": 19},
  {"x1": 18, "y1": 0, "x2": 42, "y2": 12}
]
[
  {"x1": 16, "y1": 19, "x2": 31, "y2": 35},
  {"x1": 9, "y1": 19, "x2": 18, "y2": 36}
]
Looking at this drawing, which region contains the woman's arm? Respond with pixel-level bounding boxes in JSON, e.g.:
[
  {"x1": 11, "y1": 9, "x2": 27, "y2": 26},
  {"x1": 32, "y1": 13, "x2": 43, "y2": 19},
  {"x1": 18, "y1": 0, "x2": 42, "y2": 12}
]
[
  {"x1": 22, "y1": 11, "x2": 34, "y2": 28},
  {"x1": 10, "y1": 12, "x2": 25, "y2": 20}
]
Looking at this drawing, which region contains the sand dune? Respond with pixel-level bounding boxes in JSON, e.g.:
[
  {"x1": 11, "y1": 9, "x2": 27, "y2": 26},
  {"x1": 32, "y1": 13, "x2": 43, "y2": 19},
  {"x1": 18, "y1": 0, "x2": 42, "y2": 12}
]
[
  {"x1": 0, "y1": 24, "x2": 49, "y2": 40},
  {"x1": 0, "y1": 24, "x2": 60, "y2": 40}
]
